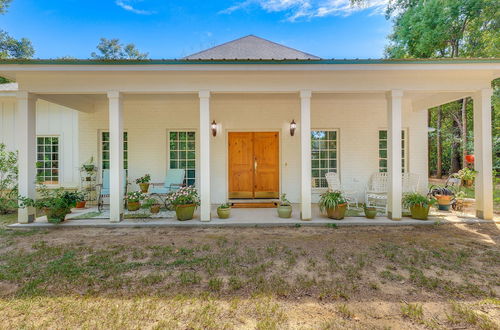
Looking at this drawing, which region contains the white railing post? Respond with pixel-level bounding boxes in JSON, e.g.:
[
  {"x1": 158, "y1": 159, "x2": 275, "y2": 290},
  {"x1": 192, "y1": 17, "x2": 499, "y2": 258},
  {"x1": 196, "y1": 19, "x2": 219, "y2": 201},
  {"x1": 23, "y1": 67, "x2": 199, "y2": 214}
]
[
  {"x1": 199, "y1": 90, "x2": 211, "y2": 221},
  {"x1": 107, "y1": 91, "x2": 124, "y2": 223},
  {"x1": 473, "y1": 88, "x2": 494, "y2": 219},
  {"x1": 387, "y1": 90, "x2": 403, "y2": 220},
  {"x1": 300, "y1": 90, "x2": 312, "y2": 220},
  {"x1": 16, "y1": 91, "x2": 37, "y2": 223}
]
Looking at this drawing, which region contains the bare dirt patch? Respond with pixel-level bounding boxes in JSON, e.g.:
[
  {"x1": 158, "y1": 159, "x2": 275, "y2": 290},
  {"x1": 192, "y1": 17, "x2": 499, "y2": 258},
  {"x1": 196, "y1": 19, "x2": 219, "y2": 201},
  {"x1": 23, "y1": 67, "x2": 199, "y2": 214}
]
[{"x1": 0, "y1": 223, "x2": 499, "y2": 329}]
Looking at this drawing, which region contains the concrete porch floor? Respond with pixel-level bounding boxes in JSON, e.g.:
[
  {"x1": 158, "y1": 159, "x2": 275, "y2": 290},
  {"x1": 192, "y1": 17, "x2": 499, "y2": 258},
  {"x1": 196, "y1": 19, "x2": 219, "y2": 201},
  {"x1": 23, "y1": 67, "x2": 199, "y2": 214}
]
[{"x1": 8, "y1": 204, "x2": 498, "y2": 228}]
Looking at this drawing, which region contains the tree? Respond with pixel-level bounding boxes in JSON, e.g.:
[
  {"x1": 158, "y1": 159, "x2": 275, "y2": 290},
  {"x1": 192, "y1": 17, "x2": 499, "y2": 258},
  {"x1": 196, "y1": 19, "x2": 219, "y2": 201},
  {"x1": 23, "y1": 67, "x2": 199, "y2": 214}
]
[
  {"x1": 90, "y1": 38, "x2": 149, "y2": 60},
  {"x1": 0, "y1": 30, "x2": 34, "y2": 59},
  {"x1": 0, "y1": 143, "x2": 18, "y2": 214},
  {"x1": 0, "y1": 0, "x2": 11, "y2": 14}
]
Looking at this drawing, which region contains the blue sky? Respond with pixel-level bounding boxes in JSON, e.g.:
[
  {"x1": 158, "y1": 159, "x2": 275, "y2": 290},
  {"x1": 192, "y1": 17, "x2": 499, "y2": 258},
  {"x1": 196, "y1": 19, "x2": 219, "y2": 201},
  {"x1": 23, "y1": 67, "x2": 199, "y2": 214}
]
[{"x1": 1, "y1": 0, "x2": 392, "y2": 59}]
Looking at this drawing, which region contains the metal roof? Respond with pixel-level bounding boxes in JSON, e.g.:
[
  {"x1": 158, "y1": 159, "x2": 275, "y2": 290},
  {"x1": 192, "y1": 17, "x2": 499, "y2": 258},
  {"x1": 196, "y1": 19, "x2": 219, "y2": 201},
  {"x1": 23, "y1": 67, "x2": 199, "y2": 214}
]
[
  {"x1": 0, "y1": 58, "x2": 498, "y2": 65},
  {"x1": 183, "y1": 35, "x2": 321, "y2": 60}
]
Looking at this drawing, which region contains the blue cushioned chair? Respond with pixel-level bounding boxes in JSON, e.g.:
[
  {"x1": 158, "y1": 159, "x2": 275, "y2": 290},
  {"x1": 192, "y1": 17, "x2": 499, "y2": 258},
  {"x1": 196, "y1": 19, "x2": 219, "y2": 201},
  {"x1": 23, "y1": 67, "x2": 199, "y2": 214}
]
[
  {"x1": 97, "y1": 169, "x2": 128, "y2": 212},
  {"x1": 150, "y1": 169, "x2": 186, "y2": 195}
]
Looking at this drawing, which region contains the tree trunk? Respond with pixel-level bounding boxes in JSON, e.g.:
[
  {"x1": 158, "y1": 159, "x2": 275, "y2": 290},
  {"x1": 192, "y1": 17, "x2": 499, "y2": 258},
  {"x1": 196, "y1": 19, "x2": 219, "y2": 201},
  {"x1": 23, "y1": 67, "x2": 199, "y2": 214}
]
[
  {"x1": 451, "y1": 115, "x2": 462, "y2": 173},
  {"x1": 436, "y1": 106, "x2": 442, "y2": 178},
  {"x1": 461, "y1": 98, "x2": 468, "y2": 166}
]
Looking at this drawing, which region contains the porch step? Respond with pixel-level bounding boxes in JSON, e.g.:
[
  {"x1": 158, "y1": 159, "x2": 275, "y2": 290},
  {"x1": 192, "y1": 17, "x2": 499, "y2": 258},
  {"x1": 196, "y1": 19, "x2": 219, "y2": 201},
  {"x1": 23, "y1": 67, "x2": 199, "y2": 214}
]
[{"x1": 230, "y1": 200, "x2": 278, "y2": 208}]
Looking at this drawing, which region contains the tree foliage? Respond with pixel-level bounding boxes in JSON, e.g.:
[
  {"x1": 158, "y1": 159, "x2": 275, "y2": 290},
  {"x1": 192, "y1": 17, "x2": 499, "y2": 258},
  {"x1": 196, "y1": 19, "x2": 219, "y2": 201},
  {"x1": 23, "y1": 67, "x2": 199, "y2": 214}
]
[
  {"x1": 0, "y1": 30, "x2": 34, "y2": 59},
  {"x1": 90, "y1": 38, "x2": 149, "y2": 60},
  {"x1": 0, "y1": 0, "x2": 11, "y2": 14},
  {"x1": 0, "y1": 143, "x2": 18, "y2": 214}
]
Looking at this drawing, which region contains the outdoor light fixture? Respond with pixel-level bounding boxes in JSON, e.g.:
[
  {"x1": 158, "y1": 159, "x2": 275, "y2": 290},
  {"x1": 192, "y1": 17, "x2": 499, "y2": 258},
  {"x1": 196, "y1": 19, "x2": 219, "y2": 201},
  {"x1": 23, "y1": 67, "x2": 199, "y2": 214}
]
[
  {"x1": 211, "y1": 120, "x2": 217, "y2": 137},
  {"x1": 290, "y1": 120, "x2": 297, "y2": 136}
]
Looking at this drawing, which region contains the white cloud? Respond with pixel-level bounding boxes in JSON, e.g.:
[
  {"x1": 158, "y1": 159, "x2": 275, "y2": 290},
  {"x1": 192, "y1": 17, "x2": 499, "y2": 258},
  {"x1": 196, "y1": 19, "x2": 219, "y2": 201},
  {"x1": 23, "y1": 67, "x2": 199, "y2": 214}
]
[
  {"x1": 220, "y1": 0, "x2": 388, "y2": 21},
  {"x1": 115, "y1": 0, "x2": 155, "y2": 15}
]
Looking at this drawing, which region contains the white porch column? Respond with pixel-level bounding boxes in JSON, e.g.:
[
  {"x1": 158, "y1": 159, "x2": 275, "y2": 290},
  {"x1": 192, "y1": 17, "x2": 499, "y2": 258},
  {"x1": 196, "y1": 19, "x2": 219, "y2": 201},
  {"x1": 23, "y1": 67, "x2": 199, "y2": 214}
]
[
  {"x1": 16, "y1": 91, "x2": 37, "y2": 223},
  {"x1": 386, "y1": 90, "x2": 403, "y2": 220},
  {"x1": 199, "y1": 90, "x2": 211, "y2": 221},
  {"x1": 473, "y1": 88, "x2": 494, "y2": 220},
  {"x1": 107, "y1": 91, "x2": 124, "y2": 223},
  {"x1": 300, "y1": 90, "x2": 312, "y2": 220}
]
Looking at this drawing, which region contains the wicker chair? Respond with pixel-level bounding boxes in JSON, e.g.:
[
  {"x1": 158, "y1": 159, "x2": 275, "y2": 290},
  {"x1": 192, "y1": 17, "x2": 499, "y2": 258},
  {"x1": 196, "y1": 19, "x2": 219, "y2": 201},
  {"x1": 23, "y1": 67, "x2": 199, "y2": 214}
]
[
  {"x1": 365, "y1": 172, "x2": 389, "y2": 212},
  {"x1": 325, "y1": 172, "x2": 359, "y2": 207}
]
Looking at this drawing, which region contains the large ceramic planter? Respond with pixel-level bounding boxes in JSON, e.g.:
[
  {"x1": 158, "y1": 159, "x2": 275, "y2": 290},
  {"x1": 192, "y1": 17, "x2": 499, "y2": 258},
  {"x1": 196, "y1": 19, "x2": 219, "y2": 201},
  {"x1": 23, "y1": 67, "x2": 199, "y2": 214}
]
[
  {"x1": 176, "y1": 204, "x2": 196, "y2": 221},
  {"x1": 217, "y1": 207, "x2": 231, "y2": 219},
  {"x1": 277, "y1": 205, "x2": 292, "y2": 218},
  {"x1": 364, "y1": 207, "x2": 377, "y2": 219},
  {"x1": 325, "y1": 203, "x2": 347, "y2": 220},
  {"x1": 43, "y1": 207, "x2": 70, "y2": 224},
  {"x1": 435, "y1": 195, "x2": 452, "y2": 211},
  {"x1": 139, "y1": 183, "x2": 150, "y2": 193},
  {"x1": 127, "y1": 201, "x2": 141, "y2": 212},
  {"x1": 150, "y1": 205, "x2": 161, "y2": 214},
  {"x1": 410, "y1": 205, "x2": 430, "y2": 220},
  {"x1": 76, "y1": 201, "x2": 87, "y2": 209}
]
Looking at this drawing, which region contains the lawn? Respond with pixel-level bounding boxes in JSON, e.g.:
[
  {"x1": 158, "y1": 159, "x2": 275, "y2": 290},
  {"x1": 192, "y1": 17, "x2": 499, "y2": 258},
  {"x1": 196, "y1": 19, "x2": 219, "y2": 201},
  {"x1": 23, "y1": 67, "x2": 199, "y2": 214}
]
[{"x1": 0, "y1": 213, "x2": 499, "y2": 329}]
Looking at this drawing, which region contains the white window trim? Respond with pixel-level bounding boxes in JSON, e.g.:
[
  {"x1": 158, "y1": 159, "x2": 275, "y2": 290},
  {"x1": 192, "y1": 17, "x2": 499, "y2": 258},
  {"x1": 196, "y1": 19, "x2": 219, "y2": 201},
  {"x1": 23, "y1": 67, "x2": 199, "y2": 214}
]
[
  {"x1": 311, "y1": 128, "x2": 340, "y2": 193},
  {"x1": 98, "y1": 130, "x2": 128, "y2": 176},
  {"x1": 378, "y1": 128, "x2": 409, "y2": 173},
  {"x1": 166, "y1": 129, "x2": 199, "y2": 187},
  {"x1": 36, "y1": 135, "x2": 61, "y2": 187}
]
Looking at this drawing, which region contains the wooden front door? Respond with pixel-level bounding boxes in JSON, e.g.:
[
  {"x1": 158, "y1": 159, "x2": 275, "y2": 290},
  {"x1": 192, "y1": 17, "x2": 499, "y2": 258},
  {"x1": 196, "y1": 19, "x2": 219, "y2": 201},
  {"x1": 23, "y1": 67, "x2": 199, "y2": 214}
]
[{"x1": 228, "y1": 132, "x2": 279, "y2": 199}]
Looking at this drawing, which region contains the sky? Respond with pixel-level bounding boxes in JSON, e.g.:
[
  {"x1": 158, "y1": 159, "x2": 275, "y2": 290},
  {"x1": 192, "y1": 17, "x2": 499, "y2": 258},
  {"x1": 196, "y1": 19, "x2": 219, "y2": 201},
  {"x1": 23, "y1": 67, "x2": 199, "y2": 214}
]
[{"x1": 1, "y1": 0, "x2": 393, "y2": 59}]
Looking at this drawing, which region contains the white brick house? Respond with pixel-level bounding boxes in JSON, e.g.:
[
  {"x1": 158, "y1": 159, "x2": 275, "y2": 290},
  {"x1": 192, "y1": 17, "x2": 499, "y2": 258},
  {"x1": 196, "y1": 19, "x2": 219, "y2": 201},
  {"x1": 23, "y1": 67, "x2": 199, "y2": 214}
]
[{"x1": 0, "y1": 36, "x2": 498, "y2": 223}]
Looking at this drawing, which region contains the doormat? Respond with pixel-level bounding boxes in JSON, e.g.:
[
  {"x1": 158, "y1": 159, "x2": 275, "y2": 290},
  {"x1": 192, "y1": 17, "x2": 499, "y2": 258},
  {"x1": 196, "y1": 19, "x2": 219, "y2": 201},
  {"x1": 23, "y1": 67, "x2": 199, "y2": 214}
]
[{"x1": 231, "y1": 202, "x2": 277, "y2": 208}]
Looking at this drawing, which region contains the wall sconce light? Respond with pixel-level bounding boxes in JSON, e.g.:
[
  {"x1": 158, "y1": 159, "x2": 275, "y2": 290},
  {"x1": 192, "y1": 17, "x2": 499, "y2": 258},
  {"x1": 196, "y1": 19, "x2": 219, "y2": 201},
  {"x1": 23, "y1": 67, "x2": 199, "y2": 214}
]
[
  {"x1": 211, "y1": 120, "x2": 217, "y2": 137},
  {"x1": 290, "y1": 120, "x2": 297, "y2": 136}
]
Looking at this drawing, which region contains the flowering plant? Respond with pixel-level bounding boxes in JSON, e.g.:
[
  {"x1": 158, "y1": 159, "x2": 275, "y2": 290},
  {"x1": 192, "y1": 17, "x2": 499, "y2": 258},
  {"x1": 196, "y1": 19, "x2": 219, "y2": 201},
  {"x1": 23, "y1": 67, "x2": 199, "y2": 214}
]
[
  {"x1": 126, "y1": 191, "x2": 145, "y2": 203},
  {"x1": 166, "y1": 186, "x2": 199, "y2": 207}
]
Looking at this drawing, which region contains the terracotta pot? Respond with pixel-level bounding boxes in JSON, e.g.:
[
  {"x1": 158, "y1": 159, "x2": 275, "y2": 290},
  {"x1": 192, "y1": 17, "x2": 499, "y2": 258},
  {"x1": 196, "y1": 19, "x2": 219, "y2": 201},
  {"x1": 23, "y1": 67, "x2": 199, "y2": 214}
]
[
  {"x1": 410, "y1": 205, "x2": 430, "y2": 220},
  {"x1": 43, "y1": 207, "x2": 70, "y2": 224},
  {"x1": 150, "y1": 204, "x2": 161, "y2": 214},
  {"x1": 175, "y1": 204, "x2": 196, "y2": 221},
  {"x1": 364, "y1": 207, "x2": 377, "y2": 219},
  {"x1": 217, "y1": 207, "x2": 231, "y2": 219},
  {"x1": 75, "y1": 201, "x2": 87, "y2": 209},
  {"x1": 139, "y1": 183, "x2": 150, "y2": 193},
  {"x1": 127, "y1": 201, "x2": 141, "y2": 212},
  {"x1": 277, "y1": 205, "x2": 292, "y2": 218},
  {"x1": 325, "y1": 203, "x2": 347, "y2": 220},
  {"x1": 462, "y1": 179, "x2": 474, "y2": 187}
]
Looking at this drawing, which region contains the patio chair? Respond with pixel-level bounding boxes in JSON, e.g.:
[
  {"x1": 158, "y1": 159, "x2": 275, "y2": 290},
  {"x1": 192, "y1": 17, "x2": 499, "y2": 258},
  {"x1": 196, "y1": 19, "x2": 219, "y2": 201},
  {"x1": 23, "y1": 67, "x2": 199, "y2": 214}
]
[
  {"x1": 402, "y1": 173, "x2": 420, "y2": 193},
  {"x1": 97, "y1": 169, "x2": 128, "y2": 212},
  {"x1": 150, "y1": 169, "x2": 186, "y2": 195},
  {"x1": 365, "y1": 172, "x2": 389, "y2": 213},
  {"x1": 325, "y1": 172, "x2": 359, "y2": 207}
]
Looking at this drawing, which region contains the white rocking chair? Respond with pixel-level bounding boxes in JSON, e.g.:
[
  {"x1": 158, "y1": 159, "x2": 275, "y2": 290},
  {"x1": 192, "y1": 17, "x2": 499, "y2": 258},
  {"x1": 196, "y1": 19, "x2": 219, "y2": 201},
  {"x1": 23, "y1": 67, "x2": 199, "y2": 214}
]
[{"x1": 325, "y1": 172, "x2": 359, "y2": 208}]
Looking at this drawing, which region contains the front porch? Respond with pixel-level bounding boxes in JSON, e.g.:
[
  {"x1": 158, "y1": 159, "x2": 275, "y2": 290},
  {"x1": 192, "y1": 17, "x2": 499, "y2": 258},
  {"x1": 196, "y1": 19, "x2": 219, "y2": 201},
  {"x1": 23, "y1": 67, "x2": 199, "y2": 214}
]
[{"x1": 9, "y1": 204, "x2": 496, "y2": 228}]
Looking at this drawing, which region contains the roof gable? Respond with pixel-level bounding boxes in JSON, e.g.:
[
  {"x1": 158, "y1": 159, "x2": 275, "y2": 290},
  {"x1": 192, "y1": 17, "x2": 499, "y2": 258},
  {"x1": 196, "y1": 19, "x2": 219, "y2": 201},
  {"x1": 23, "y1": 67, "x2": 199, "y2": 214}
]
[{"x1": 184, "y1": 35, "x2": 321, "y2": 60}]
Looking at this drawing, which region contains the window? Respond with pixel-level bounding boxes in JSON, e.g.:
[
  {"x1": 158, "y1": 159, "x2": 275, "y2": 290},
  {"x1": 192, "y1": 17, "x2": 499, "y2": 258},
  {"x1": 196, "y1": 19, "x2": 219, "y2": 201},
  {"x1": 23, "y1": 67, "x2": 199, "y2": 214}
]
[
  {"x1": 311, "y1": 130, "x2": 338, "y2": 188},
  {"x1": 378, "y1": 130, "x2": 407, "y2": 172},
  {"x1": 101, "y1": 132, "x2": 128, "y2": 170},
  {"x1": 169, "y1": 131, "x2": 196, "y2": 186},
  {"x1": 36, "y1": 136, "x2": 59, "y2": 184}
]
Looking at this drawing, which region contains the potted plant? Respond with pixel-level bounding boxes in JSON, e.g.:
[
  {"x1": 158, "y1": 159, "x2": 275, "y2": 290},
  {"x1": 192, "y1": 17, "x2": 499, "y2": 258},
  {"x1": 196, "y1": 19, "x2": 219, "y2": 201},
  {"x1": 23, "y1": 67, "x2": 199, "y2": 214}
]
[
  {"x1": 456, "y1": 168, "x2": 477, "y2": 187},
  {"x1": 82, "y1": 157, "x2": 96, "y2": 173},
  {"x1": 143, "y1": 197, "x2": 161, "y2": 214},
  {"x1": 319, "y1": 190, "x2": 348, "y2": 220},
  {"x1": 277, "y1": 193, "x2": 292, "y2": 218},
  {"x1": 126, "y1": 191, "x2": 144, "y2": 211},
  {"x1": 363, "y1": 204, "x2": 377, "y2": 219},
  {"x1": 74, "y1": 191, "x2": 87, "y2": 208},
  {"x1": 402, "y1": 192, "x2": 436, "y2": 220},
  {"x1": 167, "y1": 186, "x2": 199, "y2": 221},
  {"x1": 217, "y1": 203, "x2": 231, "y2": 219},
  {"x1": 135, "y1": 174, "x2": 151, "y2": 193},
  {"x1": 19, "y1": 187, "x2": 75, "y2": 224},
  {"x1": 428, "y1": 185, "x2": 454, "y2": 211}
]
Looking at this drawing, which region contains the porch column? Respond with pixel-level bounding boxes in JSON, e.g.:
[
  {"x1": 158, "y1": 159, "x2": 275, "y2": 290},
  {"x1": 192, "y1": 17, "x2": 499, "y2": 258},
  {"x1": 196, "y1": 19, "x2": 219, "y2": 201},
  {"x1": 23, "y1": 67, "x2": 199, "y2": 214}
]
[
  {"x1": 199, "y1": 90, "x2": 211, "y2": 221},
  {"x1": 473, "y1": 88, "x2": 494, "y2": 219},
  {"x1": 16, "y1": 91, "x2": 37, "y2": 223},
  {"x1": 300, "y1": 90, "x2": 312, "y2": 220},
  {"x1": 107, "y1": 91, "x2": 124, "y2": 223},
  {"x1": 386, "y1": 90, "x2": 403, "y2": 220}
]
